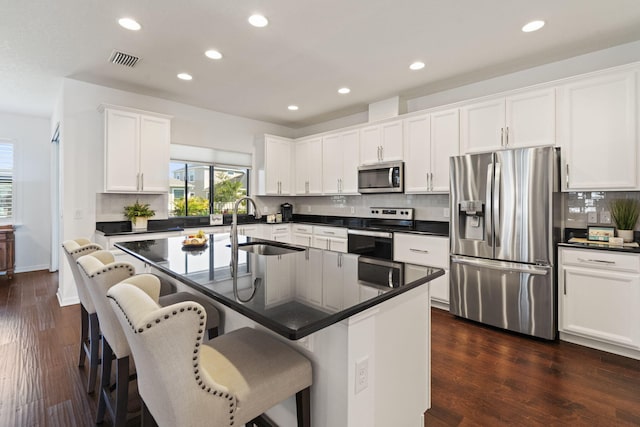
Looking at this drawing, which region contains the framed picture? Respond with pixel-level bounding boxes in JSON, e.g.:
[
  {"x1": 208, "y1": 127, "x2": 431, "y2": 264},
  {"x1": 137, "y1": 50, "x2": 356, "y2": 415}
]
[{"x1": 587, "y1": 226, "x2": 615, "y2": 241}]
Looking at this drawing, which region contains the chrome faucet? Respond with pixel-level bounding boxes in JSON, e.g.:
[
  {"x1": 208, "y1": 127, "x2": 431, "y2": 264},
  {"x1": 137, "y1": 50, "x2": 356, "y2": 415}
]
[{"x1": 230, "y1": 196, "x2": 261, "y2": 278}]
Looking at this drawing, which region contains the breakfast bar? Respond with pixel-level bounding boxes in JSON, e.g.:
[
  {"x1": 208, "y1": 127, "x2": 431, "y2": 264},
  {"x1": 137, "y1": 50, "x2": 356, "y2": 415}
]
[{"x1": 117, "y1": 233, "x2": 444, "y2": 427}]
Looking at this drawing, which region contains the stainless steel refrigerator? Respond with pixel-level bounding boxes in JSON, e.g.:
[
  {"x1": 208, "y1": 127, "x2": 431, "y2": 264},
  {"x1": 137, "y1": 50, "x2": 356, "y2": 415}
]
[{"x1": 449, "y1": 146, "x2": 559, "y2": 339}]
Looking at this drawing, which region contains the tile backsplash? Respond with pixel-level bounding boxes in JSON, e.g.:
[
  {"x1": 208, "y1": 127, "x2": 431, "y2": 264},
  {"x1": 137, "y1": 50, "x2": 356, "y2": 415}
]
[
  {"x1": 565, "y1": 191, "x2": 640, "y2": 230},
  {"x1": 96, "y1": 193, "x2": 169, "y2": 222}
]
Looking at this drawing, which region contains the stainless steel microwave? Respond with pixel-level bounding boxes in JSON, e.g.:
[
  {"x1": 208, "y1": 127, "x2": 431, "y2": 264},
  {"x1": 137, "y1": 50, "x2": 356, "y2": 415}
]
[{"x1": 358, "y1": 161, "x2": 404, "y2": 193}]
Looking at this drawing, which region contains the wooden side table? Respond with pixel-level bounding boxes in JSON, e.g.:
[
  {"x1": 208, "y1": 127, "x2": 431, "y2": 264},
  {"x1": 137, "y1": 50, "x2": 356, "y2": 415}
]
[{"x1": 0, "y1": 225, "x2": 15, "y2": 279}]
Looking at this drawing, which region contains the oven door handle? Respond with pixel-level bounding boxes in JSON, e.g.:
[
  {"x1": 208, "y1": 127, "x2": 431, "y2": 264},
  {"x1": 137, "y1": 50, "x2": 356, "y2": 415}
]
[{"x1": 348, "y1": 229, "x2": 393, "y2": 239}]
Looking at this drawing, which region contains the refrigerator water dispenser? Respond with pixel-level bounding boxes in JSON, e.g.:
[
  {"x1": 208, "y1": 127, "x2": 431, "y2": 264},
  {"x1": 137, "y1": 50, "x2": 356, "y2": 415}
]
[{"x1": 458, "y1": 200, "x2": 485, "y2": 240}]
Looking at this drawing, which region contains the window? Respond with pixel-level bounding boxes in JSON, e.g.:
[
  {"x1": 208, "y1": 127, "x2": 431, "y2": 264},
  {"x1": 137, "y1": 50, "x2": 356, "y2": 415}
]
[
  {"x1": 169, "y1": 162, "x2": 249, "y2": 217},
  {"x1": 0, "y1": 141, "x2": 13, "y2": 221}
]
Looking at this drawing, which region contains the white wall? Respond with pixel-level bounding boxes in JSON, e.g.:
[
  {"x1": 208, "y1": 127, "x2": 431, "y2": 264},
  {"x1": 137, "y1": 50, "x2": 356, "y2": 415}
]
[
  {"x1": 57, "y1": 79, "x2": 295, "y2": 305},
  {"x1": 0, "y1": 112, "x2": 52, "y2": 273}
]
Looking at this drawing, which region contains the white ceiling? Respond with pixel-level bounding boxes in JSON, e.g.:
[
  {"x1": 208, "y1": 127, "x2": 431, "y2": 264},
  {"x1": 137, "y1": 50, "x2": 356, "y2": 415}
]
[{"x1": 2, "y1": 0, "x2": 640, "y2": 128}]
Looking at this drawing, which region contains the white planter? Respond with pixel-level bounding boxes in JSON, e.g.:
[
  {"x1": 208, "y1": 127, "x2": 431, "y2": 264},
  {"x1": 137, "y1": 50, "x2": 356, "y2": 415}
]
[
  {"x1": 132, "y1": 217, "x2": 148, "y2": 231},
  {"x1": 616, "y1": 229, "x2": 634, "y2": 243}
]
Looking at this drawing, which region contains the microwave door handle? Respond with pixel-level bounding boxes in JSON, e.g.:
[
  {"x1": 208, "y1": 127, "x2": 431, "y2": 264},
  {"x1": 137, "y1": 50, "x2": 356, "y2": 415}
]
[
  {"x1": 388, "y1": 167, "x2": 393, "y2": 187},
  {"x1": 493, "y1": 162, "x2": 501, "y2": 248},
  {"x1": 486, "y1": 163, "x2": 493, "y2": 247}
]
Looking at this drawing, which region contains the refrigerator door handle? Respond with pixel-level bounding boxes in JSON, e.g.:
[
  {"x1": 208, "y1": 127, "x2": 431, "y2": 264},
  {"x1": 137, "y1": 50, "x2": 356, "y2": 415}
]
[
  {"x1": 493, "y1": 162, "x2": 501, "y2": 248},
  {"x1": 450, "y1": 255, "x2": 550, "y2": 275},
  {"x1": 486, "y1": 163, "x2": 494, "y2": 246}
]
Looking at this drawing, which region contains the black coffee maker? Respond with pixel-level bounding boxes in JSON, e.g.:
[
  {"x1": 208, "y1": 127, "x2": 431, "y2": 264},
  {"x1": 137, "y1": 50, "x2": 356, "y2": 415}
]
[{"x1": 280, "y1": 203, "x2": 293, "y2": 222}]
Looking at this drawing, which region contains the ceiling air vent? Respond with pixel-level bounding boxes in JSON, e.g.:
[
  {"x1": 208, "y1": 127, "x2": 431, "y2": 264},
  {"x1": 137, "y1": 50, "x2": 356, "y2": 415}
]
[{"x1": 109, "y1": 50, "x2": 140, "y2": 67}]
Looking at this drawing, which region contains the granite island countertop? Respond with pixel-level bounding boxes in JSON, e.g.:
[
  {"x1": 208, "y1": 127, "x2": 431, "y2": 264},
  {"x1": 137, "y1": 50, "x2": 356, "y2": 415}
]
[{"x1": 116, "y1": 234, "x2": 444, "y2": 340}]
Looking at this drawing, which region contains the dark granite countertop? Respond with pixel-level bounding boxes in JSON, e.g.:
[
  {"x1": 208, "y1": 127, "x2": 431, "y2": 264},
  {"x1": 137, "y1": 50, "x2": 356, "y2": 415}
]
[
  {"x1": 558, "y1": 227, "x2": 640, "y2": 254},
  {"x1": 116, "y1": 234, "x2": 444, "y2": 340},
  {"x1": 97, "y1": 215, "x2": 449, "y2": 237}
]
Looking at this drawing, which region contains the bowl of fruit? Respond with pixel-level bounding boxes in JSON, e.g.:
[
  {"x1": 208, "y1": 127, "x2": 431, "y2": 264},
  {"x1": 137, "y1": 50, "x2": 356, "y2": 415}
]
[{"x1": 182, "y1": 230, "x2": 207, "y2": 249}]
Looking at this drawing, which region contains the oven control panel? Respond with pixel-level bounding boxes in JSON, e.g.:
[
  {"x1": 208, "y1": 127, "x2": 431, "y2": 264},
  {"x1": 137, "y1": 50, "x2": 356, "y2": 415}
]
[{"x1": 368, "y1": 207, "x2": 414, "y2": 220}]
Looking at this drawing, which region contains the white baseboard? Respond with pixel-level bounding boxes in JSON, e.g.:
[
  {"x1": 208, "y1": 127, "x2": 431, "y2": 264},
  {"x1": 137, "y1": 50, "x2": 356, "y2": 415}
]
[
  {"x1": 15, "y1": 264, "x2": 50, "y2": 273},
  {"x1": 56, "y1": 291, "x2": 79, "y2": 307}
]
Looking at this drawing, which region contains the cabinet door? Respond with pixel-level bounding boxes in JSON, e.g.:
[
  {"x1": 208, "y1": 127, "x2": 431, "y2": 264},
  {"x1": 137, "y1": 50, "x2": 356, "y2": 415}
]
[
  {"x1": 312, "y1": 236, "x2": 330, "y2": 250},
  {"x1": 294, "y1": 140, "x2": 308, "y2": 195},
  {"x1": 328, "y1": 237, "x2": 348, "y2": 253},
  {"x1": 139, "y1": 115, "x2": 170, "y2": 192},
  {"x1": 559, "y1": 71, "x2": 637, "y2": 190},
  {"x1": 380, "y1": 120, "x2": 403, "y2": 161},
  {"x1": 293, "y1": 233, "x2": 313, "y2": 247},
  {"x1": 430, "y1": 109, "x2": 459, "y2": 192},
  {"x1": 562, "y1": 265, "x2": 640, "y2": 349},
  {"x1": 505, "y1": 88, "x2": 555, "y2": 149},
  {"x1": 295, "y1": 248, "x2": 323, "y2": 306},
  {"x1": 104, "y1": 109, "x2": 139, "y2": 192},
  {"x1": 322, "y1": 134, "x2": 342, "y2": 194},
  {"x1": 359, "y1": 125, "x2": 381, "y2": 165},
  {"x1": 322, "y1": 252, "x2": 343, "y2": 312},
  {"x1": 460, "y1": 98, "x2": 505, "y2": 154},
  {"x1": 294, "y1": 138, "x2": 323, "y2": 195},
  {"x1": 403, "y1": 114, "x2": 431, "y2": 193},
  {"x1": 265, "y1": 137, "x2": 292, "y2": 195},
  {"x1": 340, "y1": 130, "x2": 360, "y2": 194},
  {"x1": 430, "y1": 272, "x2": 450, "y2": 305},
  {"x1": 265, "y1": 256, "x2": 293, "y2": 307}
]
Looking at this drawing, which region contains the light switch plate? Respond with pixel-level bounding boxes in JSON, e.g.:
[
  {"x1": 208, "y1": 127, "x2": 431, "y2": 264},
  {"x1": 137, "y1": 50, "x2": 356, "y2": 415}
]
[{"x1": 587, "y1": 212, "x2": 598, "y2": 223}]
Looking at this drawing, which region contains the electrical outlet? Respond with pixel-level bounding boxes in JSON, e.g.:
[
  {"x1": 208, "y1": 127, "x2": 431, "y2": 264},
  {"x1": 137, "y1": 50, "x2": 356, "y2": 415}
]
[
  {"x1": 350, "y1": 206, "x2": 355, "y2": 214},
  {"x1": 355, "y1": 357, "x2": 369, "y2": 394},
  {"x1": 587, "y1": 212, "x2": 598, "y2": 223},
  {"x1": 600, "y1": 210, "x2": 611, "y2": 224},
  {"x1": 263, "y1": 206, "x2": 269, "y2": 213}
]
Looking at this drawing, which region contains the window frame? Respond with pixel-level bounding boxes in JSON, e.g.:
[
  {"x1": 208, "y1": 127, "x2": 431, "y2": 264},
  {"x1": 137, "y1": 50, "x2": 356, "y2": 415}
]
[{"x1": 0, "y1": 139, "x2": 15, "y2": 224}]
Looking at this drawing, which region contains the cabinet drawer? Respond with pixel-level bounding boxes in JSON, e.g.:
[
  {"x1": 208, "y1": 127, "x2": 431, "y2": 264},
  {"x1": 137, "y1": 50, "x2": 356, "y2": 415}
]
[
  {"x1": 292, "y1": 224, "x2": 313, "y2": 234},
  {"x1": 313, "y1": 225, "x2": 348, "y2": 239},
  {"x1": 394, "y1": 233, "x2": 448, "y2": 267},
  {"x1": 560, "y1": 248, "x2": 640, "y2": 273}
]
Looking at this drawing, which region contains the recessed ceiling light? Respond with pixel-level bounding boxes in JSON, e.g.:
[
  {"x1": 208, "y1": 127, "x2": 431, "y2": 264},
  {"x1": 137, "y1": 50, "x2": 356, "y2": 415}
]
[
  {"x1": 522, "y1": 20, "x2": 545, "y2": 32},
  {"x1": 338, "y1": 87, "x2": 351, "y2": 94},
  {"x1": 409, "y1": 61, "x2": 425, "y2": 71},
  {"x1": 288, "y1": 105, "x2": 299, "y2": 111},
  {"x1": 118, "y1": 18, "x2": 141, "y2": 31},
  {"x1": 248, "y1": 14, "x2": 269, "y2": 27},
  {"x1": 205, "y1": 50, "x2": 223, "y2": 60},
  {"x1": 177, "y1": 73, "x2": 193, "y2": 81}
]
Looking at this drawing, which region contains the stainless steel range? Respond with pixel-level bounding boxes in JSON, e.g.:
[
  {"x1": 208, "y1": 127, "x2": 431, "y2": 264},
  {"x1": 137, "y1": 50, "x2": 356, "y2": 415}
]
[{"x1": 347, "y1": 207, "x2": 414, "y2": 260}]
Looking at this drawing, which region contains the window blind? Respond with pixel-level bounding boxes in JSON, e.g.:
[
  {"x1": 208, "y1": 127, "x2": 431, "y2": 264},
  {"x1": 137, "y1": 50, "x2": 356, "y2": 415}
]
[
  {"x1": 0, "y1": 141, "x2": 13, "y2": 219},
  {"x1": 170, "y1": 144, "x2": 252, "y2": 168}
]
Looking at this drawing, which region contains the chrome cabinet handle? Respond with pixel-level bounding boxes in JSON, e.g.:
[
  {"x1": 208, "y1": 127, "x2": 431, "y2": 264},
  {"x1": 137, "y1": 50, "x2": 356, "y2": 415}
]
[
  {"x1": 577, "y1": 257, "x2": 616, "y2": 265},
  {"x1": 566, "y1": 164, "x2": 570, "y2": 188},
  {"x1": 505, "y1": 126, "x2": 509, "y2": 146},
  {"x1": 500, "y1": 127, "x2": 504, "y2": 147},
  {"x1": 141, "y1": 173, "x2": 144, "y2": 190},
  {"x1": 388, "y1": 268, "x2": 393, "y2": 287},
  {"x1": 409, "y1": 248, "x2": 429, "y2": 254},
  {"x1": 380, "y1": 146, "x2": 384, "y2": 161}
]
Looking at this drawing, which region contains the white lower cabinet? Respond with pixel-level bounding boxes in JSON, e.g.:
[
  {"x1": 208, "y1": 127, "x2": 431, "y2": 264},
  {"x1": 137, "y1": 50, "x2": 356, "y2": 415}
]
[
  {"x1": 262, "y1": 223, "x2": 291, "y2": 243},
  {"x1": 263, "y1": 255, "x2": 294, "y2": 308},
  {"x1": 321, "y1": 252, "x2": 358, "y2": 313},
  {"x1": 312, "y1": 225, "x2": 348, "y2": 253},
  {"x1": 295, "y1": 248, "x2": 323, "y2": 307},
  {"x1": 559, "y1": 247, "x2": 640, "y2": 359},
  {"x1": 394, "y1": 233, "x2": 449, "y2": 308}
]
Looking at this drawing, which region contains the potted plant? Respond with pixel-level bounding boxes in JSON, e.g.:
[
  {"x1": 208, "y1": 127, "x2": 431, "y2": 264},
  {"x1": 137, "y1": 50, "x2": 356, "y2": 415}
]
[
  {"x1": 123, "y1": 200, "x2": 155, "y2": 231},
  {"x1": 610, "y1": 198, "x2": 639, "y2": 242}
]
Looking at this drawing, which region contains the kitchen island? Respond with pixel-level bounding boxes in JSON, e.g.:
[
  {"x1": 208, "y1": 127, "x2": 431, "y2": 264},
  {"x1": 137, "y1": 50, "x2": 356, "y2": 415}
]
[{"x1": 117, "y1": 233, "x2": 444, "y2": 427}]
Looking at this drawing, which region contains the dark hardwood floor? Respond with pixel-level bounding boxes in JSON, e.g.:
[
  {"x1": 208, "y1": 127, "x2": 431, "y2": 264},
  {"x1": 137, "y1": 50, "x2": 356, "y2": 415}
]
[{"x1": 1, "y1": 270, "x2": 639, "y2": 426}]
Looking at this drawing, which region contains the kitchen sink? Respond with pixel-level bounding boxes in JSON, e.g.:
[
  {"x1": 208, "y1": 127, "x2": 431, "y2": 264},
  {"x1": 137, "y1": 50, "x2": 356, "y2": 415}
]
[{"x1": 237, "y1": 242, "x2": 305, "y2": 256}]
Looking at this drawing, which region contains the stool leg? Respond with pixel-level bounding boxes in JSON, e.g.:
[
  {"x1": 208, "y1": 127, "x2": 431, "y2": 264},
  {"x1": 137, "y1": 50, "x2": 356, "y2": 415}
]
[
  {"x1": 96, "y1": 336, "x2": 113, "y2": 424},
  {"x1": 295, "y1": 387, "x2": 311, "y2": 427},
  {"x1": 113, "y1": 356, "x2": 130, "y2": 427},
  {"x1": 78, "y1": 305, "x2": 89, "y2": 368},
  {"x1": 87, "y1": 312, "x2": 100, "y2": 394}
]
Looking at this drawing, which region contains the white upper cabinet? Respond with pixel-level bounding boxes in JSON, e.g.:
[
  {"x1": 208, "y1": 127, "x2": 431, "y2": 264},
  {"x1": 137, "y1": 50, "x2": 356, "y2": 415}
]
[
  {"x1": 359, "y1": 120, "x2": 403, "y2": 165},
  {"x1": 322, "y1": 130, "x2": 359, "y2": 194},
  {"x1": 403, "y1": 109, "x2": 459, "y2": 193},
  {"x1": 294, "y1": 137, "x2": 323, "y2": 195},
  {"x1": 558, "y1": 69, "x2": 638, "y2": 191},
  {"x1": 256, "y1": 135, "x2": 293, "y2": 195},
  {"x1": 102, "y1": 106, "x2": 171, "y2": 193},
  {"x1": 460, "y1": 88, "x2": 555, "y2": 154}
]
